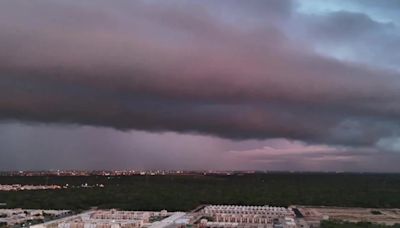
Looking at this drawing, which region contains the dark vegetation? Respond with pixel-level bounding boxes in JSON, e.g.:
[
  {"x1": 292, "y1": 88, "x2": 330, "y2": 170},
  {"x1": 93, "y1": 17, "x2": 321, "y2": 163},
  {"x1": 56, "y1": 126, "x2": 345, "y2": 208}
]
[
  {"x1": 0, "y1": 173, "x2": 400, "y2": 211},
  {"x1": 321, "y1": 220, "x2": 400, "y2": 228},
  {"x1": 371, "y1": 210, "x2": 382, "y2": 215}
]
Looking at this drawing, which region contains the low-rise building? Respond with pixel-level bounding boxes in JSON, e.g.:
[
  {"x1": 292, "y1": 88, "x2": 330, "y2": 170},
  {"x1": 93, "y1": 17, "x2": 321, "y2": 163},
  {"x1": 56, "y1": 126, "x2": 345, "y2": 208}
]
[{"x1": 202, "y1": 205, "x2": 295, "y2": 228}]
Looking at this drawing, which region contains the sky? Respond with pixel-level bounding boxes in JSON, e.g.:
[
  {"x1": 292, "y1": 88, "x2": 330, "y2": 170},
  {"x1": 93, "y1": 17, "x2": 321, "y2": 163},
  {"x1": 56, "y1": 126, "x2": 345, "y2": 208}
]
[{"x1": 1, "y1": 0, "x2": 400, "y2": 172}]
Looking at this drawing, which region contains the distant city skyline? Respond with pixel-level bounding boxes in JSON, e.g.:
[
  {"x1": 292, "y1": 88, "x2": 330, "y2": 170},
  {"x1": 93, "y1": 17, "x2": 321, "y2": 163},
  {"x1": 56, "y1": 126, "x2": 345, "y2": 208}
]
[{"x1": 1, "y1": 0, "x2": 400, "y2": 172}]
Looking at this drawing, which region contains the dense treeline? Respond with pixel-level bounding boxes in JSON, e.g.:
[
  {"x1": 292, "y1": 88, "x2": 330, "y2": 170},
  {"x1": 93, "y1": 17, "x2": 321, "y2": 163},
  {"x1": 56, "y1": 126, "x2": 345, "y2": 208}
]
[{"x1": 0, "y1": 173, "x2": 400, "y2": 211}]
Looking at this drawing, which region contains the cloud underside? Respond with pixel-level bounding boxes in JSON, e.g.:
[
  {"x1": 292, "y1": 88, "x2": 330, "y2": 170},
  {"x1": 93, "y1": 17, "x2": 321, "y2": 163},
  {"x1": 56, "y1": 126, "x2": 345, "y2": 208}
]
[{"x1": 1, "y1": 0, "x2": 400, "y2": 149}]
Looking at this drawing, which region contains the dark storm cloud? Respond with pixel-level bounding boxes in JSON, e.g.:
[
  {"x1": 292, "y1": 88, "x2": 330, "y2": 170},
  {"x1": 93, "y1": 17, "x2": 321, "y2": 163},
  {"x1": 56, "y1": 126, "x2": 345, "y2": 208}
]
[{"x1": 1, "y1": 0, "x2": 400, "y2": 149}]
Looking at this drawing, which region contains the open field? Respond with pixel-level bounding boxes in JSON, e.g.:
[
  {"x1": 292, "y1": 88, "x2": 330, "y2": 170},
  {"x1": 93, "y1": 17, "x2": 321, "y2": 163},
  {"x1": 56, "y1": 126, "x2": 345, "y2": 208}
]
[
  {"x1": 296, "y1": 206, "x2": 400, "y2": 226},
  {"x1": 320, "y1": 220, "x2": 400, "y2": 228},
  {"x1": 0, "y1": 173, "x2": 400, "y2": 211}
]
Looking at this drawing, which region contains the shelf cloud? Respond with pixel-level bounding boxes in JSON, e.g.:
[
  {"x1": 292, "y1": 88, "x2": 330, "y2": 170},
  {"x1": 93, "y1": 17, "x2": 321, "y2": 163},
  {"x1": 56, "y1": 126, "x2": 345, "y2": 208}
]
[{"x1": 1, "y1": 0, "x2": 400, "y2": 170}]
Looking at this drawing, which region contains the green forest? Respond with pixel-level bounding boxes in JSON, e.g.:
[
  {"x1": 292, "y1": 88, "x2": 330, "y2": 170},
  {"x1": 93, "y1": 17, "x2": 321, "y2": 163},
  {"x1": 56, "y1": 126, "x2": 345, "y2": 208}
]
[{"x1": 0, "y1": 173, "x2": 400, "y2": 211}]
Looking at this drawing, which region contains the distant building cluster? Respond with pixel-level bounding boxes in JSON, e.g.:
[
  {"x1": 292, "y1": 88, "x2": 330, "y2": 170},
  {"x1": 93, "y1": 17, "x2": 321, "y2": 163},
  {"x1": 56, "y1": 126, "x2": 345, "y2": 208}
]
[
  {"x1": 90, "y1": 210, "x2": 158, "y2": 221},
  {"x1": 0, "y1": 183, "x2": 105, "y2": 191},
  {"x1": 57, "y1": 210, "x2": 147, "y2": 228},
  {"x1": 0, "y1": 209, "x2": 70, "y2": 227},
  {"x1": 32, "y1": 209, "x2": 176, "y2": 228},
  {"x1": 2, "y1": 205, "x2": 398, "y2": 228},
  {"x1": 28, "y1": 206, "x2": 297, "y2": 228},
  {"x1": 202, "y1": 205, "x2": 296, "y2": 228},
  {"x1": 0, "y1": 184, "x2": 62, "y2": 191},
  {"x1": 0, "y1": 170, "x2": 259, "y2": 177}
]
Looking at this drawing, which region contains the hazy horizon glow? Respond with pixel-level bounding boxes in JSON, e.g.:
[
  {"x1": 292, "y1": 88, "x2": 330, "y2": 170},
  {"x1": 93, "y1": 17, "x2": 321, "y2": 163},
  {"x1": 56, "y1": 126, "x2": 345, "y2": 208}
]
[{"x1": 1, "y1": 0, "x2": 400, "y2": 171}]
